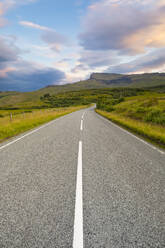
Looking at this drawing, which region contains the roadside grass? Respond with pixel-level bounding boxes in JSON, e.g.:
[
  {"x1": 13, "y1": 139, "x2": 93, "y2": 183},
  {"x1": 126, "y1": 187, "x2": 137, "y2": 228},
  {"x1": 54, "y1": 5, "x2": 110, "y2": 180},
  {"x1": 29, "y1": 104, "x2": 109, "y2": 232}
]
[
  {"x1": 113, "y1": 93, "x2": 165, "y2": 126},
  {"x1": 96, "y1": 109, "x2": 165, "y2": 148},
  {"x1": 0, "y1": 106, "x2": 86, "y2": 142},
  {"x1": 96, "y1": 92, "x2": 165, "y2": 148}
]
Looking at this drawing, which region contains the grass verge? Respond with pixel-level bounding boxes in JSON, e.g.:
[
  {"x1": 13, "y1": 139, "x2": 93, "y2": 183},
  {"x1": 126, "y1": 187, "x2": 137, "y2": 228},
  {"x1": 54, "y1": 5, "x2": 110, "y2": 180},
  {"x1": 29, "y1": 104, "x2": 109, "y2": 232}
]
[
  {"x1": 0, "y1": 106, "x2": 87, "y2": 143},
  {"x1": 96, "y1": 109, "x2": 165, "y2": 149}
]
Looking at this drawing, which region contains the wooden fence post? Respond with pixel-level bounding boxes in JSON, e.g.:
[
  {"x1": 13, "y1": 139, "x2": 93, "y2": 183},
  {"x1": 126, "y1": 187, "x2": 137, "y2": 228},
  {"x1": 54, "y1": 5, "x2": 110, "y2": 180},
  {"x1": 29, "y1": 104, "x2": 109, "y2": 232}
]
[{"x1": 10, "y1": 113, "x2": 12, "y2": 122}]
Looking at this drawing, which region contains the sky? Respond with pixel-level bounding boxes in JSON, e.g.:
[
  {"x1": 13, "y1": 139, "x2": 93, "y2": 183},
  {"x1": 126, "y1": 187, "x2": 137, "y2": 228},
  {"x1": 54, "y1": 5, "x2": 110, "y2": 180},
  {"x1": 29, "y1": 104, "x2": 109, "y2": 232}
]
[{"x1": 0, "y1": 0, "x2": 165, "y2": 91}]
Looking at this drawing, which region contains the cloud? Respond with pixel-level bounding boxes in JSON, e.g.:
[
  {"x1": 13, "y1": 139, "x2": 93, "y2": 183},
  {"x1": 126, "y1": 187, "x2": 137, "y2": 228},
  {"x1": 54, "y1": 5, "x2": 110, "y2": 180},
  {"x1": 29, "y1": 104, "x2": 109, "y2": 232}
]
[
  {"x1": 0, "y1": 2, "x2": 68, "y2": 91},
  {"x1": 19, "y1": 21, "x2": 52, "y2": 31},
  {"x1": 0, "y1": 67, "x2": 15, "y2": 78},
  {"x1": 71, "y1": 63, "x2": 89, "y2": 73},
  {"x1": 73, "y1": 0, "x2": 165, "y2": 76},
  {"x1": 0, "y1": 36, "x2": 66, "y2": 91},
  {"x1": 20, "y1": 20, "x2": 69, "y2": 52},
  {"x1": 41, "y1": 30, "x2": 69, "y2": 52},
  {"x1": 0, "y1": 1, "x2": 11, "y2": 27},
  {"x1": 79, "y1": 50, "x2": 120, "y2": 68},
  {"x1": 79, "y1": 0, "x2": 165, "y2": 55},
  {"x1": 106, "y1": 48, "x2": 165, "y2": 74},
  {"x1": 0, "y1": 64, "x2": 66, "y2": 91},
  {"x1": 0, "y1": 36, "x2": 20, "y2": 69},
  {"x1": 0, "y1": 0, "x2": 37, "y2": 27}
]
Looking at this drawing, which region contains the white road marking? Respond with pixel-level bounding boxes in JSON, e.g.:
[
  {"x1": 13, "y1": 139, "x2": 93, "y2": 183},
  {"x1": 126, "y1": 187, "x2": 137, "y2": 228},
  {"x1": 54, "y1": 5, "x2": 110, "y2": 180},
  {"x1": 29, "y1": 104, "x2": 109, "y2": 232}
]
[
  {"x1": 81, "y1": 112, "x2": 85, "y2": 120},
  {"x1": 97, "y1": 113, "x2": 165, "y2": 155},
  {"x1": 80, "y1": 119, "x2": 83, "y2": 131},
  {"x1": 73, "y1": 141, "x2": 83, "y2": 248}
]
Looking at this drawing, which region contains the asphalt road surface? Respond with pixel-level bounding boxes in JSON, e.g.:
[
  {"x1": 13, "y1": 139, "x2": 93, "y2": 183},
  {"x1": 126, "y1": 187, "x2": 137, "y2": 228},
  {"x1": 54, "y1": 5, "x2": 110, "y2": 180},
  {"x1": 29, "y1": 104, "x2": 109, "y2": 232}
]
[{"x1": 0, "y1": 107, "x2": 164, "y2": 248}]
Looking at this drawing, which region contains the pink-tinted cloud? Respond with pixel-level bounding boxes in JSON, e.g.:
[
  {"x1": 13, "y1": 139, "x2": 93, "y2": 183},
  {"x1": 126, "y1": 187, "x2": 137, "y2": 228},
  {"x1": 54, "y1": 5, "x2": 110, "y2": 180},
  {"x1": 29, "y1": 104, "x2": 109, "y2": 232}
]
[
  {"x1": 19, "y1": 21, "x2": 52, "y2": 31},
  {"x1": 79, "y1": 0, "x2": 165, "y2": 55},
  {"x1": 0, "y1": 67, "x2": 15, "y2": 78},
  {"x1": 75, "y1": 0, "x2": 165, "y2": 75}
]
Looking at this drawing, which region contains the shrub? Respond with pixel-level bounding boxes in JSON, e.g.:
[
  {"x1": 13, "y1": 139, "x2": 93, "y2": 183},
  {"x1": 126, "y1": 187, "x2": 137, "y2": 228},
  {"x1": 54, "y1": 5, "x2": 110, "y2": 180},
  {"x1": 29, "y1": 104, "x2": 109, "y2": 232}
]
[
  {"x1": 136, "y1": 107, "x2": 147, "y2": 113},
  {"x1": 142, "y1": 98, "x2": 158, "y2": 107},
  {"x1": 144, "y1": 110, "x2": 165, "y2": 125},
  {"x1": 44, "y1": 93, "x2": 51, "y2": 98},
  {"x1": 25, "y1": 110, "x2": 32, "y2": 113},
  {"x1": 105, "y1": 106, "x2": 114, "y2": 112}
]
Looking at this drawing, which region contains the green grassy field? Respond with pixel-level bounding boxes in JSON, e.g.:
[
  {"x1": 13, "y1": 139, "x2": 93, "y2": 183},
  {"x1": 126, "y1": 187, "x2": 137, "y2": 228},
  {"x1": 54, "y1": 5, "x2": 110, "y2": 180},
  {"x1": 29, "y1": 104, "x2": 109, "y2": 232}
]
[
  {"x1": 0, "y1": 105, "x2": 87, "y2": 143},
  {"x1": 96, "y1": 92, "x2": 165, "y2": 148}
]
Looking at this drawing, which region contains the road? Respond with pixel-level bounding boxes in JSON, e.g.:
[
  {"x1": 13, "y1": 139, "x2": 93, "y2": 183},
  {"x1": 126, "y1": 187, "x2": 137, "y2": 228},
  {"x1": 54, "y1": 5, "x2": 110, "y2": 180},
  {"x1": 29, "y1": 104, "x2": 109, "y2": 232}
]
[{"x1": 0, "y1": 107, "x2": 164, "y2": 248}]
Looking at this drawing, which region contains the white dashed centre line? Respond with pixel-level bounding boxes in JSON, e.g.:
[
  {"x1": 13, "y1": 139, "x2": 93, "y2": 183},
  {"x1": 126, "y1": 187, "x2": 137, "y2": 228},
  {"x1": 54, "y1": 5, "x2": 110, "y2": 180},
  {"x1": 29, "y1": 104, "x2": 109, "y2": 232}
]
[
  {"x1": 82, "y1": 112, "x2": 85, "y2": 120},
  {"x1": 73, "y1": 141, "x2": 83, "y2": 248},
  {"x1": 80, "y1": 112, "x2": 85, "y2": 131},
  {"x1": 80, "y1": 119, "x2": 83, "y2": 131}
]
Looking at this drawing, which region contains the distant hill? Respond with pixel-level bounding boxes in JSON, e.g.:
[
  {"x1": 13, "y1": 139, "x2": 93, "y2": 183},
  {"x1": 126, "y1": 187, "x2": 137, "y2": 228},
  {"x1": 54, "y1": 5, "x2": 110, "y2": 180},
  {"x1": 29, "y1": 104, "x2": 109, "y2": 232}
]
[
  {"x1": 90, "y1": 72, "x2": 165, "y2": 87},
  {"x1": 0, "y1": 72, "x2": 165, "y2": 108}
]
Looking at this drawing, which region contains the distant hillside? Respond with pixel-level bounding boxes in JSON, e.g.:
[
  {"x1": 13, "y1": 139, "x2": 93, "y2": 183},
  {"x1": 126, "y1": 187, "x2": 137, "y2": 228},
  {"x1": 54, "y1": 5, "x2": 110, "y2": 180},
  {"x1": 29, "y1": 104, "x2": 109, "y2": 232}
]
[
  {"x1": 90, "y1": 72, "x2": 165, "y2": 87},
  {"x1": 0, "y1": 72, "x2": 165, "y2": 108}
]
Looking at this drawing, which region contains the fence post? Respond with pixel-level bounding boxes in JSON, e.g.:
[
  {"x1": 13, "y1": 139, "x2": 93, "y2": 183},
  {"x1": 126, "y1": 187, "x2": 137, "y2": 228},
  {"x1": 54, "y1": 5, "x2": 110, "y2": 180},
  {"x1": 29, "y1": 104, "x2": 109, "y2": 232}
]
[{"x1": 10, "y1": 113, "x2": 12, "y2": 122}]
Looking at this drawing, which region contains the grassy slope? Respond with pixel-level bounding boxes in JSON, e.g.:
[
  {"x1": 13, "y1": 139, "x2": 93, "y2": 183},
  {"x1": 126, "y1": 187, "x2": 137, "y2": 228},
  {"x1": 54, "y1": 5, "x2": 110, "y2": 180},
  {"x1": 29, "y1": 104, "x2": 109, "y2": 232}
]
[
  {"x1": 0, "y1": 105, "x2": 88, "y2": 142},
  {"x1": 1, "y1": 72, "x2": 165, "y2": 108},
  {"x1": 96, "y1": 93, "x2": 165, "y2": 148}
]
